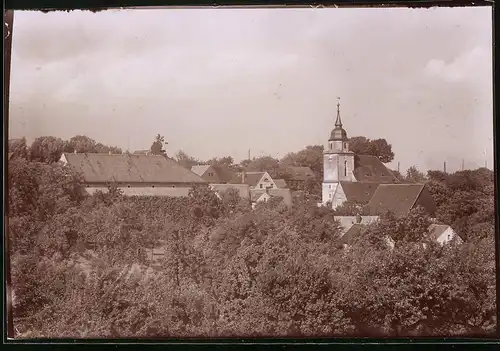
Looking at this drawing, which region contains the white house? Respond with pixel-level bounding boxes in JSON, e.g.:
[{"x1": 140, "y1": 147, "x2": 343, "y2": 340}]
[{"x1": 428, "y1": 224, "x2": 462, "y2": 245}]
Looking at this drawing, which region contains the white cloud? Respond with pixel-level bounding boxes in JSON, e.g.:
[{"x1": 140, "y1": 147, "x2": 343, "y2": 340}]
[{"x1": 424, "y1": 46, "x2": 490, "y2": 82}]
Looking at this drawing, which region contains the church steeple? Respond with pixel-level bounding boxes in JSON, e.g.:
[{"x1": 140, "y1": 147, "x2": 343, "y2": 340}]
[
  {"x1": 335, "y1": 100, "x2": 342, "y2": 128},
  {"x1": 329, "y1": 98, "x2": 348, "y2": 142}
]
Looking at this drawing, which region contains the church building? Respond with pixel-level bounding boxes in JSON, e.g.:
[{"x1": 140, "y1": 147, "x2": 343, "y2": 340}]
[{"x1": 321, "y1": 102, "x2": 436, "y2": 218}]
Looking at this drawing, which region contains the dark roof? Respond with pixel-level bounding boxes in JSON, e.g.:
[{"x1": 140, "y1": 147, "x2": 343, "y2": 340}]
[
  {"x1": 354, "y1": 155, "x2": 399, "y2": 183},
  {"x1": 365, "y1": 184, "x2": 425, "y2": 217},
  {"x1": 250, "y1": 188, "x2": 293, "y2": 207},
  {"x1": 61, "y1": 153, "x2": 207, "y2": 184},
  {"x1": 274, "y1": 179, "x2": 288, "y2": 188},
  {"x1": 210, "y1": 184, "x2": 251, "y2": 199},
  {"x1": 229, "y1": 172, "x2": 265, "y2": 187},
  {"x1": 212, "y1": 165, "x2": 235, "y2": 183},
  {"x1": 339, "y1": 224, "x2": 366, "y2": 245},
  {"x1": 340, "y1": 182, "x2": 380, "y2": 203},
  {"x1": 286, "y1": 166, "x2": 315, "y2": 181}
]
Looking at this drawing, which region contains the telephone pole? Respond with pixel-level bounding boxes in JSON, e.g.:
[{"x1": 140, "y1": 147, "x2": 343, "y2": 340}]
[
  {"x1": 461, "y1": 159, "x2": 465, "y2": 171},
  {"x1": 443, "y1": 161, "x2": 447, "y2": 174}
]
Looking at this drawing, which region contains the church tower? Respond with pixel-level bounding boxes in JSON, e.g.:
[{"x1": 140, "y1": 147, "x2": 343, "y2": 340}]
[{"x1": 322, "y1": 100, "x2": 356, "y2": 206}]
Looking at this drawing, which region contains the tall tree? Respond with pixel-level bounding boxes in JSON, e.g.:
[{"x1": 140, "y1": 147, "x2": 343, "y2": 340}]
[
  {"x1": 175, "y1": 150, "x2": 201, "y2": 169},
  {"x1": 150, "y1": 134, "x2": 168, "y2": 157},
  {"x1": 405, "y1": 166, "x2": 426, "y2": 183},
  {"x1": 349, "y1": 136, "x2": 395, "y2": 163},
  {"x1": 29, "y1": 136, "x2": 66, "y2": 163},
  {"x1": 280, "y1": 145, "x2": 324, "y2": 177},
  {"x1": 8, "y1": 137, "x2": 29, "y2": 159}
]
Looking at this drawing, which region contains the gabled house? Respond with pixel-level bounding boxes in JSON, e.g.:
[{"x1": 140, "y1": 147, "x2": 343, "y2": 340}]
[
  {"x1": 229, "y1": 171, "x2": 278, "y2": 190},
  {"x1": 250, "y1": 188, "x2": 293, "y2": 209},
  {"x1": 59, "y1": 152, "x2": 207, "y2": 197},
  {"x1": 427, "y1": 224, "x2": 462, "y2": 245},
  {"x1": 285, "y1": 166, "x2": 316, "y2": 189},
  {"x1": 191, "y1": 164, "x2": 234, "y2": 184},
  {"x1": 364, "y1": 183, "x2": 437, "y2": 218}
]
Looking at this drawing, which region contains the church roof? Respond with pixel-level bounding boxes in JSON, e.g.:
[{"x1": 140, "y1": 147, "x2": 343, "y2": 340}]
[
  {"x1": 340, "y1": 182, "x2": 380, "y2": 204},
  {"x1": 353, "y1": 155, "x2": 399, "y2": 183},
  {"x1": 365, "y1": 184, "x2": 425, "y2": 217}
]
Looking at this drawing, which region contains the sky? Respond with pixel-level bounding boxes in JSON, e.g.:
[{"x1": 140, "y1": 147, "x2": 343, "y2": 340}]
[{"x1": 8, "y1": 6, "x2": 493, "y2": 173}]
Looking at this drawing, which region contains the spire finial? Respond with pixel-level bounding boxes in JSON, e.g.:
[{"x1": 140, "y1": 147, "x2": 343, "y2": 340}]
[{"x1": 335, "y1": 97, "x2": 342, "y2": 127}]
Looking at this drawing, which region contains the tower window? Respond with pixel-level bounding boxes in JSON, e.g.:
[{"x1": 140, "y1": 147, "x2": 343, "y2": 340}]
[
  {"x1": 329, "y1": 142, "x2": 333, "y2": 149},
  {"x1": 343, "y1": 142, "x2": 347, "y2": 149},
  {"x1": 344, "y1": 160, "x2": 347, "y2": 177}
]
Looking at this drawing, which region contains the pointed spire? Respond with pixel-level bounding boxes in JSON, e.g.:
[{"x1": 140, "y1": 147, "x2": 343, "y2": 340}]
[{"x1": 335, "y1": 97, "x2": 342, "y2": 127}]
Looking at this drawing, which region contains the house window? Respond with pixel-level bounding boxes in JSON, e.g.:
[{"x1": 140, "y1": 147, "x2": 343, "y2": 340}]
[
  {"x1": 264, "y1": 178, "x2": 269, "y2": 181},
  {"x1": 447, "y1": 234, "x2": 451, "y2": 240},
  {"x1": 208, "y1": 172, "x2": 214, "y2": 176},
  {"x1": 329, "y1": 193, "x2": 332, "y2": 198},
  {"x1": 172, "y1": 185, "x2": 176, "y2": 188},
  {"x1": 260, "y1": 184, "x2": 263, "y2": 189},
  {"x1": 152, "y1": 185, "x2": 155, "y2": 188},
  {"x1": 127, "y1": 185, "x2": 131, "y2": 188},
  {"x1": 328, "y1": 184, "x2": 331, "y2": 189}
]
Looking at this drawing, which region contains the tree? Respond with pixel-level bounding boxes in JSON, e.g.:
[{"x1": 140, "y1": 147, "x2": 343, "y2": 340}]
[
  {"x1": 175, "y1": 150, "x2": 201, "y2": 169},
  {"x1": 280, "y1": 145, "x2": 324, "y2": 177},
  {"x1": 8, "y1": 137, "x2": 29, "y2": 159},
  {"x1": 64, "y1": 135, "x2": 97, "y2": 154},
  {"x1": 349, "y1": 136, "x2": 395, "y2": 163},
  {"x1": 244, "y1": 156, "x2": 281, "y2": 178},
  {"x1": 406, "y1": 166, "x2": 426, "y2": 183},
  {"x1": 150, "y1": 134, "x2": 168, "y2": 157},
  {"x1": 29, "y1": 136, "x2": 66, "y2": 163}
]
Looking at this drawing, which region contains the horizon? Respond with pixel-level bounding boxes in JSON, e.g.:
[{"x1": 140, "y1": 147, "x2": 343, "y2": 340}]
[{"x1": 8, "y1": 7, "x2": 493, "y2": 174}]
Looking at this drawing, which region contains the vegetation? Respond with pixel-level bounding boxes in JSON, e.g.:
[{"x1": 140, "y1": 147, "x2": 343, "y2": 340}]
[{"x1": 7, "y1": 136, "x2": 496, "y2": 338}]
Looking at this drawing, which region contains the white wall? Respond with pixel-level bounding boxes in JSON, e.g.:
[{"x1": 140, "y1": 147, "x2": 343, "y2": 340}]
[
  {"x1": 322, "y1": 182, "x2": 339, "y2": 205},
  {"x1": 254, "y1": 172, "x2": 276, "y2": 190},
  {"x1": 436, "y1": 227, "x2": 461, "y2": 245}
]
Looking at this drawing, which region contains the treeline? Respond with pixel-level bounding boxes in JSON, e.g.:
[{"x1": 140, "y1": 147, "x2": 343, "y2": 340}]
[{"x1": 8, "y1": 151, "x2": 496, "y2": 338}]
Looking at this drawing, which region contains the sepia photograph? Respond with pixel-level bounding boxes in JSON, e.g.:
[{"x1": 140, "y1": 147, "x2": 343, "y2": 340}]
[{"x1": 5, "y1": 5, "x2": 496, "y2": 339}]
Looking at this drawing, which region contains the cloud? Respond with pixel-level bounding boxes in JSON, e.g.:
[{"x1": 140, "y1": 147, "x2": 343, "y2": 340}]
[{"x1": 424, "y1": 46, "x2": 490, "y2": 82}]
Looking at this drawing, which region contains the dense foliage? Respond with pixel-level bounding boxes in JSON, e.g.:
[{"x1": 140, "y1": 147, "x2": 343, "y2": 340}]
[{"x1": 7, "y1": 139, "x2": 496, "y2": 338}]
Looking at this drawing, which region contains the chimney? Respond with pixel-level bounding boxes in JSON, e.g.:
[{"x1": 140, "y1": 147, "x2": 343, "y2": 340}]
[{"x1": 443, "y1": 161, "x2": 447, "y2": 174}]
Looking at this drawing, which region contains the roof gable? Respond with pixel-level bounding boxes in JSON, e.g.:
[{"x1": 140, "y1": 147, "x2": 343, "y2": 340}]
[
  {"x1": 191, "y1": 165, "x2": 212, "y2": 177},
  {"x1": 354, "y1": 155, "x2": 399, "y2": 183},
  {"x1": 365, "y1": 184, "x2": 425, "y2": 217},
  {"x1": 229, "y1": 172, "x2": 266, "y2": 187},
  {"x1": 428, "y1": 224, "x2": 452, "y2": 241},
  {"x1": 62, "y1": 153, "x2": 207, "y2": 184},
  {"x1": 339, "y1": 182, "x2": 380, "y2": 204}
]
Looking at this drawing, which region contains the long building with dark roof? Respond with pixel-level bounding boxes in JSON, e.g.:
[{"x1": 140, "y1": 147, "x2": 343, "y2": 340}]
[{"x1": 59, "y1": 152, "x2": 207, "y2": 197}]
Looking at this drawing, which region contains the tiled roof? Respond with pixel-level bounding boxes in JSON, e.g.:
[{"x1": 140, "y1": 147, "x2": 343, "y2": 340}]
[
  {"x1": 61, "y1": 153, "x2": 207, "y2": 184},
  {"x1": 274, "y1": 179, "x2": 288, "y2": 188},
  {"x1": 354, "y1": 155, "x2": 399, "y2": 183},
  {"x1": 191, "y1": 165, "x2": 211, "y2": 177},
  {"x1": 210, "y1": 183, "x2": 251, "y2": 199},
  {"x1": 250, "y1": 188, "x2": 293, "y2": 207},
  {"x1": 229, "y1": 172, "x2": 265, "y2": 187},
  {"x1": 365, "y1": 184, "x2": 425, "y2": 217},
  {"x1": 338, "y1": 224, "x2": 366, "y2": 245},
  {"x1": 212, "y1": 165, "x2": 235, "y2": 183},
  {"x1": 340, "y1": 182, "x2": 380, "y2": 203},
  {"x1": 428, "y1": 224, "x2": 451, "y2": 241},
  {"x1": 85, "y1": 186, "x2": 191, "y2": 197},
  {"x1": 286, "y1": 166, "x2": 315, "y2": 181}
]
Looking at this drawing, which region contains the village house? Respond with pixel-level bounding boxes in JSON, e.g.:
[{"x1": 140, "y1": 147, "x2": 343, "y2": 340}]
[
  {"x1": 284, "y1": 166, "x2": 315, "y2": 190},
  {"x1": 250, "y1": 188, "x2": 293, "y2": 209},
  {"x1": 59, "y1": 152, "x2": 207, "y2": 197},
  {"x1": 228, "y1": 171, "x2": 279, "y2": 190},
  {"x1": 191, "y1": 164, "x2": 234, "y2": 184},
  {"x1": 427, "y1": 223, "x2": 462, "y2": 245},
  {"x1": 209, "y1": 183, "x2": 251, "y2": 201}
]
